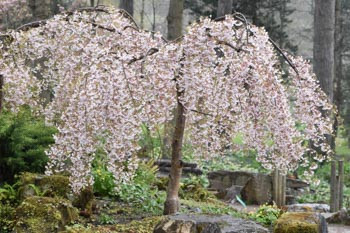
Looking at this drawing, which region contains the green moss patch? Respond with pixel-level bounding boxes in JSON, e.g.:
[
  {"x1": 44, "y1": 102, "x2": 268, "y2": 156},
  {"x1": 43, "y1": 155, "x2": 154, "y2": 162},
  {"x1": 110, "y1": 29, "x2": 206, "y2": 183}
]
[
  {"x1": 14, "y1": 196, "x2": 78, "y2": 233},
  {"x1": 274, "y1": 212, "x2": 319, "y2": 233},
  {"x1": 18, "y1": 172, "x2": 70, "y2": 200}
]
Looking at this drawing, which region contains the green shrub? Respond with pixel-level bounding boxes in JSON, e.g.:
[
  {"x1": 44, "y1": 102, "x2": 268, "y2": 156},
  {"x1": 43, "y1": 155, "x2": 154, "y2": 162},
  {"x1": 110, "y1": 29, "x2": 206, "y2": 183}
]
[
  {"x1": 117, "y1": 160, "x2": 165, "y2": 215},
  {"x1": 0, "y1": 108, "x2": 57, "y2": 183},
  {"x1": 0, "y1": 203, "x2": 15, "y2": 233},
  {"x1": 249, "y1": 204, "x2": 283, "y2": 226}
]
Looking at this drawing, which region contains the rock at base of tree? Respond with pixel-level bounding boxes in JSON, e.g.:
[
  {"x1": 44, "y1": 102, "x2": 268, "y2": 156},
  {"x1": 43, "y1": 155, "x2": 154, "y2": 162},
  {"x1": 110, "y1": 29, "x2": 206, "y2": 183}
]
[
  {"x1": 240, "y1": 174, "x2": 272, "y2": 205},
  {"x1": 287, "y1": 203, "x2": 330, "y2": 213},
  {"x1": 326, "y1": 209, "x2": 350, "y2": 225},
  {"x1": 274, "y1": 212, "x2": 328, "y2": 233},
  {"x1": 14, "y1": 196, "x2": 78, "y2": 233},
  {"x1": 153, "y1": 214, "x2": 269, "y2": 233}
]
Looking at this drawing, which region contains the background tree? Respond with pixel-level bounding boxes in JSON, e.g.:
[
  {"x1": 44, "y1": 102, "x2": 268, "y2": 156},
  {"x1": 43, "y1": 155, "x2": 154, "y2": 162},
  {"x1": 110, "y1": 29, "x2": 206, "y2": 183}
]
[
  {"x1": 217, "y1": 0, "x2": 233, "y2": 17},
  {"x1": 120, "y1": 0, "x2": 134, "y2": 16},
  {"x1": 167, "y1": 0, "x2": 183, "y2": 40}
]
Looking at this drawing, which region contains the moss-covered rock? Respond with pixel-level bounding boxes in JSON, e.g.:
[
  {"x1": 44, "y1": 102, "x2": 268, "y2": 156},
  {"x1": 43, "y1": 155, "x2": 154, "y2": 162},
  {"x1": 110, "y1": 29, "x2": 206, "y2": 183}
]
[
  {"x1": 274, "y1": 212, "x2": 327, "y2": 233},
  {"x1": 14, "y1": 196, "x2": 78, "y2": 233},
  {"x1": 18, "y1": 172, "x2": 70, "y2": 200}
]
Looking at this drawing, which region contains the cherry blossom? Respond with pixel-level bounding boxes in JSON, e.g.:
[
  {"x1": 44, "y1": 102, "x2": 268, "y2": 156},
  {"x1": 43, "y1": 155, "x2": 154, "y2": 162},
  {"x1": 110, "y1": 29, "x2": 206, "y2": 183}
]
[{"x1": 0, "y1": 7, "x2": 333, "y2": 194}]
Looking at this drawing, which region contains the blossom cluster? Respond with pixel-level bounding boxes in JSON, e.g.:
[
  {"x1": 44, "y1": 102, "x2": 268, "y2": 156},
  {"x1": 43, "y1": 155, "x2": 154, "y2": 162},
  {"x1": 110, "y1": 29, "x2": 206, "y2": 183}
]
[{"x1": 0, "y1": 7, "x2": 333, "y2": 193}]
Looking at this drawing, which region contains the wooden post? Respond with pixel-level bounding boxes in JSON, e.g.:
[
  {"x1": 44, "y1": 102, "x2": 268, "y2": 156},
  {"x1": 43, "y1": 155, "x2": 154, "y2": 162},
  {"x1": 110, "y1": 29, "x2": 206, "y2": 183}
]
[
  {"x1": 338, "y1": 160, "x2": 344, "y2": 210},
  {"x1": 330, "y1": 160, "x2": 340, "y2": 212},
  {"x1": 273, "y1": 169, "x2": 286, "y2": 207}
]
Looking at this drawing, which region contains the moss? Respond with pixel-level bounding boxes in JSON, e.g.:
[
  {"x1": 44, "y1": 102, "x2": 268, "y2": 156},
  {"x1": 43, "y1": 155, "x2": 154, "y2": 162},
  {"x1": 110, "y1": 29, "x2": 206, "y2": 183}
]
[
  {"x1": 0, "y1": 203, "x2": 16, "y2": 233},
  {"x1": 18, "y1": 172, "x2": 70, "y2": 200},
  {"x1": 111, "y1": 216, "x2": 165, "y2": 233},
  {"x1": 14, "y1": 196, "x2": 78, "y2": 233},
  {"x1": 274, "y1": 212, "x2": 319, "y2": 233}
]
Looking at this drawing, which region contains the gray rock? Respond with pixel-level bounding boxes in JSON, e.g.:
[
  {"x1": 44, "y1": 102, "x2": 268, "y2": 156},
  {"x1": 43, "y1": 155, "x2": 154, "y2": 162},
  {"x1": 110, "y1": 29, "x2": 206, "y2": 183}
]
[
  {"x1": 326, "y1": 209, "x2": 350, "y2": 225},
  {"x1": 154, "y1": 214, "x2": 268, "y2": 233},
  {"x1": 224, "y1": 185, "x2": 243, "y2": 202},
  {"x1": 287, "y1": 203, "x2": 330, "y2": 213},
  {"x1": 240, "y1": 174, "x2": 273, "y2": 205},
  {"x1": 208, "y1": 171, "x2": 255, "y2": 191}
]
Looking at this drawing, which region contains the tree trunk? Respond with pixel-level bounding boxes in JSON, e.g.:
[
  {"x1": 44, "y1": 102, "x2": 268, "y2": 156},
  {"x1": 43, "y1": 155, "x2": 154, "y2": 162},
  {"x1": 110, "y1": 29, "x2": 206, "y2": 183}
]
[
  {"x1": 167, "y1": 0, "x2": 183, "y2": 40},
  {"x1": 28, "y1": 0, "x2": 56, "y2": 20},
  {"x1": 162, "y1": 0, "x2": 184, "y2": 159},
  {"x1": 313, "y1": 0, "x2": 335, "y2": 102},
  {"x1": 334, "y1": 0, "x2": 343, "y2": 111},
  {"x1": 217, "y1": 0, "x2": 233, "y2": 17},
  {"x1": 163, "y1": 88, "x2": 186, "y2": 215},
  {"x1": 120, "y1": 0, "x2": 134, "y2": 16},
  {"x1": 0, "y1": 75, "x2": 3, "y2": 113}
]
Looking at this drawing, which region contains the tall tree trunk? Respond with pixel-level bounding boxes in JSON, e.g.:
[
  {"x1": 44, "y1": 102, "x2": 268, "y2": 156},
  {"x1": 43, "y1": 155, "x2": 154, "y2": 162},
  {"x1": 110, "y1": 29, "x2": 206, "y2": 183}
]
[
  {"x1": 167, "y1": 0, "x2": 183, "y2": 40},
  {"x1": 313, "y1": 0, "x2": 335, "y2": 102},
  {"x1": 120, "y1": 0, "x2": 134, "y2": 16},
  {"x1": 140, "y1": 0, "x2": 145, "y2": 29},
  {"x1": 162, "y1": 0, "x2": 184, "y2": 159},
  {"x1": 90, "y1": 0, "x2": 95, "y2": 7},
  {"x1": 28, "y1": 0, "x2": 56, "y2": 20},
  {"x1": 217, "y1": 0, "x2": 233, "y2": 17},
  {"x1": 0, "y1": 75, "x2": 3, "y2": 113},
  {"x1": 334, "y1": 0, "x2": 343, "y2": 111},
  {"x1": 163, "y1": 86, "x2": 186, "y2": 215}
]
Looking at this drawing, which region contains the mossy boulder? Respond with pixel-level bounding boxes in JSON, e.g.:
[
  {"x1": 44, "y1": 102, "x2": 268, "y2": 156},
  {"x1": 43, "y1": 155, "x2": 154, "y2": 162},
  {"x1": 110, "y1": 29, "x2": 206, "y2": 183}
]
[
  {"x1": 18, "y1": 172, "x2": 70, "y2": 200},
  {"x1": 274, "y1": 212, "x2": 328, "y2": 233},
  {"x1": 14, "y1": 196, "x2": 78, "y2": 233}
]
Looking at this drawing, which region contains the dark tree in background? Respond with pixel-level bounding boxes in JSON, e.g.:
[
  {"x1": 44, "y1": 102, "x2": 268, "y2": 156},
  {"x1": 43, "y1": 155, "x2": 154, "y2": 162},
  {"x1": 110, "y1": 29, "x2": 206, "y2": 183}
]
[
  {"x1": 185, "y1": 0, "x2": 297, "y2": 52},
  {"x1": 217, "y1": 0, "x2": 233, "y2": 17},
  {"x1": 120, "y1": 0, "x2": 134, "y2": 16}
]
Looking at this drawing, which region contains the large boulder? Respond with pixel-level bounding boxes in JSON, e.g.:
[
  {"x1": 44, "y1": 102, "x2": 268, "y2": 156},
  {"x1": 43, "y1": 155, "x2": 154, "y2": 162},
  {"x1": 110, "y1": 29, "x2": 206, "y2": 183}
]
[
  {"x1": 154, "y1": 214, "x2": 268, "y2": 233},
  {"x1": 274, "y1": 212, "x2": 328, "y2": 233},
  {"x1": 14, "y1": 196, "x2": 78, "y2": 233},
  {"x1": 208, "y1": 171, "x2": 255, "y2": 191},
  {"x1": 240, "y1": 174, "x2": 272, "y2": 205}
]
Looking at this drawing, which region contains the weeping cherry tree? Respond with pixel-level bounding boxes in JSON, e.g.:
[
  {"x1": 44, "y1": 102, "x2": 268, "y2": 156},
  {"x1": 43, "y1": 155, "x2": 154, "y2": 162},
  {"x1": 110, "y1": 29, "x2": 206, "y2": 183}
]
[{"x1": 0, "y1": 7, "x2": 333, "y2": 214}]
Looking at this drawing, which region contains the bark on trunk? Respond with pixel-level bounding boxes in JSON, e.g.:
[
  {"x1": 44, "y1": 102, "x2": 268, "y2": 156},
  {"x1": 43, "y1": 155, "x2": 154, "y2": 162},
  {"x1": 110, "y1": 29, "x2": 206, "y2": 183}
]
[
  {"x1": 120, "y1": 0, "x2": 134, "y2": 16},
  {"x1": 0, "y1": 75, "x2": 3, "y2": 113},
  {"x1": 163, "y1": 88, "x2": 186, "y2": 215},
  {"x1": 167, "y1": 0, "x2": 184, "y2": 40},
  {"x1": 334, "y1": 0, "x2": 343, "y2": 111},
  {"x1": 313, "y1": 0, "x2": 335, "y2": 102},
  {"x1": 217, "y1": 0, "x2": 233, "y2": 18}
]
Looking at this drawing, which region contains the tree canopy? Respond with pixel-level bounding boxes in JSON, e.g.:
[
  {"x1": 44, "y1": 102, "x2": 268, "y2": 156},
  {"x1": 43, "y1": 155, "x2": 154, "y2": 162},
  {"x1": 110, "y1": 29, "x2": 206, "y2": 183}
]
[{"x1": 0, "y1": 7, "x2": 333, "y2": 194}]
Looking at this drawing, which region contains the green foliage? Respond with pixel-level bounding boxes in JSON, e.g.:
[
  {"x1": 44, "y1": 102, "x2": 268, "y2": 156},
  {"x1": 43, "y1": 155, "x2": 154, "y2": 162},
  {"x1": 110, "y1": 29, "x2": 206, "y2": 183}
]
[
  {"x1": 249, "y1": 204, "x2": 283, "y2": 226},
  {"x1": 181, "y1": 199, "x2": 243, "y2": 217},
  {"x1": 0, "y1": 183, "x2": 18, "y2": 205},
  {"x1": 0, "y1": 203, "x2": 15, "y2": 233},
  {"x1": 98, "y1": 213, "x2": 116, "y2": 225},
  {"x1": 138, "y1": 124, "x2": 163, "y2": 159},
  {"x1": 180, "y1": 175, "x2": 213, "y2": 202},
  {"x1": 117, "y1": 160, "x2": 165, "y2": 215},
  {"x1": 0, "y1": 108, "x2": 57, "y2": 182}
]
